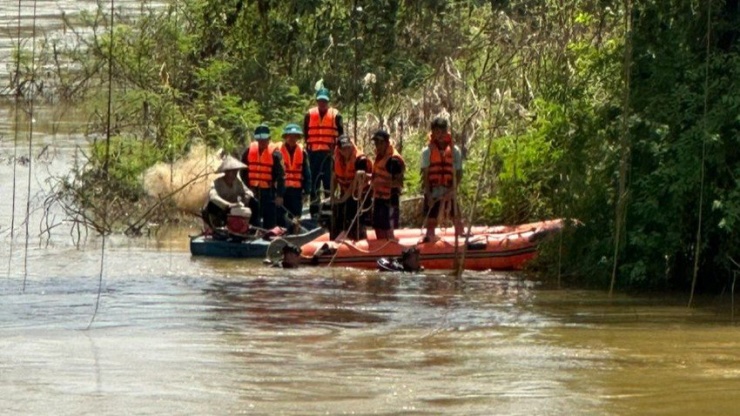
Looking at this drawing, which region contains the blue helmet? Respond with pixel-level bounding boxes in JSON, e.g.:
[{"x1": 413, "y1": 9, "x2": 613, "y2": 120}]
[
  {"x1": 316, "y1": 88, "x2": 330, "y2": 101},
  {"x1": 253, "y1": 124, "x2": 271, "y2": 140},
  {"x1": 282, "y1": 123, "x2": 303, "y2": 136}
]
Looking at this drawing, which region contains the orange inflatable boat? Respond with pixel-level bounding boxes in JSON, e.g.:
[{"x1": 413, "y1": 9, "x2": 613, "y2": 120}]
[
  {"x1": 295, "y1": 219, "x2": 565, "y2": 271},
  {"x1": 312, "y1": 225, "x2": 519, "y2": 243}
]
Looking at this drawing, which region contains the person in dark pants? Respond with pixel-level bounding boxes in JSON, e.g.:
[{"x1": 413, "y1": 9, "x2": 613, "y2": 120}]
[
  {"x1": 201, "y1": 155, "x2": 253, "y2": 230},
  {"x1": 303, "y1": 87, "x2": 343, "y2": 218},
  {"x1": 421, "y1": 117, "x2": 463, "y2": 242},
  {"x1": 370, "y1": 129, "x2": 405, "y2": 240},
  {"x1": 240, "y1": 124, "x2": 285, "y2": 229},
  {"x1": 277, "y1": 123, "x2": 312, "y2": 232},
  {"x1": 330, "y1": 135, "x2": 373, "y2": 240}
]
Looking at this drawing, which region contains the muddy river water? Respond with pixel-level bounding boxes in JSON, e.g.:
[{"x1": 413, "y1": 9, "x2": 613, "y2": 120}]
[{"x1": 1, "y1": 2, "x2": 740, "y2": 415}]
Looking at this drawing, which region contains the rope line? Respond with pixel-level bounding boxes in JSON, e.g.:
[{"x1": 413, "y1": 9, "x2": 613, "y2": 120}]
[
  {"x1": 688, "y1": 1, "x2": 712, "y2": 308},
  {"x1": 7, "y1": 0, "x2": 23, "y2": 280},
  {"x1": 22, "y1": 0, "x2": 39, "y2": 292},
  {"x1": 609, "y1": 0, "x2": 633, "y2": 297},
  {"x1": 88, "y1": 0, "x2": 116, "y2": 329},
  {"x1": 328, "y1": 186, "x2": 374, "y2": 266}
]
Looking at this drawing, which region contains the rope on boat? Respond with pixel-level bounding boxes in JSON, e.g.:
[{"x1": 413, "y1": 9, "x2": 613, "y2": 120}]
[
  {"x1": 338, "y1": 238, "x2": 397, "y2": 255},
  {"x1": 327, "y1": 183, "x2": 374, "y2": 266}
]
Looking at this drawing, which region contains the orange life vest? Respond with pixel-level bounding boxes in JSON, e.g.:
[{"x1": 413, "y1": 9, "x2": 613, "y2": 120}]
[
  {"x1": 428, "y1": 131, "x2": 453, "y2": 146},
  {"x1": 245, "y1": 142, "x2": 275, "y2": 189},
  {"x1": 306, "y1": 107, "x2": 339, "y2": 152},
  {"x1": 373, "y1": 145, "x2": 404, "y2": 199},
  {"x1": 427, "y1": 143, "x2": 454, "y2": 187},
  {"x1": 280, "y1": 143, "x2": 304, "y2": 189},
  {"x1": 334, "y1": 147, "x2": 372, "y2": 193}
]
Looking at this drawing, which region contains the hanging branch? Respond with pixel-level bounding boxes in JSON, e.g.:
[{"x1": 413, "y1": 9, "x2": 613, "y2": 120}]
[
  {"x1": 351, "y1": 0, "x2": 360, "y2": 141},
  {"x1": 688, "y1": 1, "x2": 712, "y2": 308},
  {"x1": 455, "y1": 93, "x2": 504, "y2": 279},
  {"x1": 7, "y1": 0, "x2": 23, "y2": 280},
  {"x1": 22, "y1": 0, "x2": 39, "y2": 292},
  {"x1": 88, "y1": 0, "x2": 117, "y2": 330},
  {"x1": 609, "y1": 0, "x2": 633, "y2": 297}
]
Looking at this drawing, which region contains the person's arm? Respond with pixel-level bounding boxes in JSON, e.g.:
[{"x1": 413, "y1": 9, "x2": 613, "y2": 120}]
[
  {"x1": 330, "y1": 164, "x2": 338, "y2": 198},
  {"x1": 363, "y1": 156, "x2": 374, "y2": 175},
  {"x1": 453, "y1": 146, "x2": 463, "y2": 190},
  {"x1": 239, "y1": 148, "x2": 250, "y2": 183},
  {"x1": 387, "y1": 156, "x2": 402, "y2": 175},
  {"x1": 273, "y1": 151, "x2": 285, "y2": 198},
  {"x1": 209, "y1": 181, "x2": 232, "y2": 209},
  {"x1": 355, "y1": 156, "x2": 369, "y2": 173},
  {"x1": 302, "y1": 149, "x2": 312, "y2": 196},
  {"x1": 386, "y1": 157, "x2": 404, "y2": 191},
  {"x1": 239, "y1": 179, "x2": 254, "y2": 203},
  {"x1": 239, "y1": 161, "x2": 249, "y2": 184},
  {"x1": 303, "y1": 113, "x2": 311, "y2": 143},
  {"x1": 353, "y1": 156, "x2": 371, "y2": 199},
  {"x1": 419, "y1": 147, "x2": 431, "y2": 196},
  {"x1": 335, "y1": 112, "x2": 344, "y2": 137},
  {"x1": 388, "y1": 155, "x2": 406, "y2": 176}
]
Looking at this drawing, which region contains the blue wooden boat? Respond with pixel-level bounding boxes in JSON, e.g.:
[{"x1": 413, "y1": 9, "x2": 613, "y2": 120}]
[{"x1": 190, "y1": 222, "x2": 326, "y2": 259}]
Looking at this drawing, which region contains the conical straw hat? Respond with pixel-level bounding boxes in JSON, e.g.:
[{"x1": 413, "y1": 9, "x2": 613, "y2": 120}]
[{"x1": 216, "y1": 155, "x2": 247, "y2": 173}]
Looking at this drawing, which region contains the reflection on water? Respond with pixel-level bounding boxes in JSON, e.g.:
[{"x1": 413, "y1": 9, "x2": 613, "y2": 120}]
[{"x1": 2, "y1": 237, "x2": 740, "y2": 415}]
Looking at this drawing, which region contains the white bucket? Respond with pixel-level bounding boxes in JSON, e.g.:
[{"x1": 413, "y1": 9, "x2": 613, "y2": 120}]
[{"x1": 227, "y1": 206, "x2": 252, "y2": 234}]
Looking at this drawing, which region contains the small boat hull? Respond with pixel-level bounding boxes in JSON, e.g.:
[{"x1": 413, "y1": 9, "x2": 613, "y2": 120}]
[{"x1": 190, "y1": 226, "x2": 326, "y2": 259}]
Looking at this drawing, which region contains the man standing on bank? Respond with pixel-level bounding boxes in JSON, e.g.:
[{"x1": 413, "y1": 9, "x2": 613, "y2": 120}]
[
  {"x1": 420, "y1": 117, "x2": 463, "y2": 242},
  {"x1": 370, "y1": 129, "x2": 405, "y2": 241},
  {"x1": 241, "y1": 124, "x2": 285, "y2": 229},
  {"x1": 277, "y1": 123, "x2": 312, "y2": 232},
  {"x1": 303, "y1": 87, "x2": 343, "y2": 218}
]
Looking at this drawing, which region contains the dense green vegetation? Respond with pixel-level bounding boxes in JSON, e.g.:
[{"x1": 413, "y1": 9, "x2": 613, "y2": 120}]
[{"x1": 11, "y1": 0, "x2": 740, "y2": 293}]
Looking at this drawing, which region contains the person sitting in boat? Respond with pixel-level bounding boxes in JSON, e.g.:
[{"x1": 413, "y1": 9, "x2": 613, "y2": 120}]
[
  {"x1": 241, "y1": 124, "x2": 285, "y2": 229},
  {"x1": 277, "y1": 123, "x2": 312, "y2": 233},
  {"x1": 371, "y1": 129, "x2": 405, "y2": 241},
  {"x1": 420, "y1": 117, "x2": 463, "y2": 243},
  {"x1": 377, "y1": 247, "x2": 422, "y2": 273},
  {"x1": 201, "y1": 155, "x2": 253, "y2": 231},
  {"x1": 330, "y1": 134, "x2": 373, "y2": 241}
]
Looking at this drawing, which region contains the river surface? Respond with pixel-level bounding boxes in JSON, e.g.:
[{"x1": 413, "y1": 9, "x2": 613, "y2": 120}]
[{"x1": 2, "y1": 2, "x2": 740, "y2": 416}]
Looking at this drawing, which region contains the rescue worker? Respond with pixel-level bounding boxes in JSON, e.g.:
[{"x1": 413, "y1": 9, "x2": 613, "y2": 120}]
[
  {"x1": 420, "y1": 117, "x2": 463, "y2": 242},
  {"x1": 277, "y1": 123, "x2": 312, "y2": 231},
  {"x1": 330, "y1": 135, "x2": 373, "y2": 240},
  {"x1": 241, "y1": 124, "x2": 285, "y2": 229},
  {"x1": 201, "y1": 155, "x2": 253, "y2": 230},
  {"x1": 370, "y1": 129, "x2": 405, "y2": 240},
  {"x1": 303, "y1": 87, "x2": 344, "y2": 218}
]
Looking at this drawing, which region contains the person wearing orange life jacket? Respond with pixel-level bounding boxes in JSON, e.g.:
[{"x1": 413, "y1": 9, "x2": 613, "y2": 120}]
[
  {"x1": 329, "y1": 135, "x2": 373, "y2": 240},
  {"x1": 240, "y1": 124, "x2": 285, "y2": 229},
  {"x1": 421, "y1": 117, "x2": 463, "y2": 242},
  {"x1": 371, "y1": 129, "x2": 405, "y2": 241},
  {"x1": 303, "y1": 87, "x2": 344, "y2": 218},
  {"x1": 277, "y1": 123, "x2": 312, "y2": 232}
]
